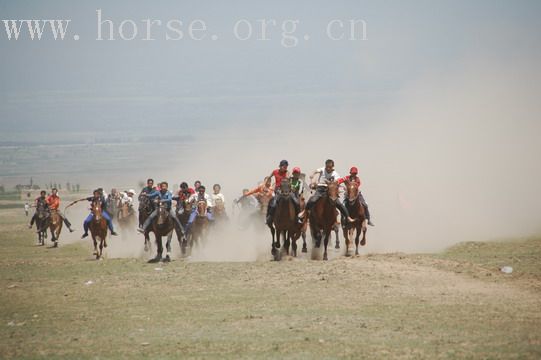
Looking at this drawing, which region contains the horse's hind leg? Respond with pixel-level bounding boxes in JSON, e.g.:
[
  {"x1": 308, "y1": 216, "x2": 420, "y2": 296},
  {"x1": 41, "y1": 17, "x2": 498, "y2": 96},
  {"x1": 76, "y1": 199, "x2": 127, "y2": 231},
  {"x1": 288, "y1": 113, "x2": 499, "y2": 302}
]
[
  {"x1": 291, "y1": 233, "x2": 297, "y2": 257},
  {"x1": 284, "y1": 231, "x2": 290, "y2": 256},
  {"x1": 301, "y1": 232, "x2": 307, "y2": 253},
  {"x1": 355, "y1": 228, "x2": 361, "y2": 256}
]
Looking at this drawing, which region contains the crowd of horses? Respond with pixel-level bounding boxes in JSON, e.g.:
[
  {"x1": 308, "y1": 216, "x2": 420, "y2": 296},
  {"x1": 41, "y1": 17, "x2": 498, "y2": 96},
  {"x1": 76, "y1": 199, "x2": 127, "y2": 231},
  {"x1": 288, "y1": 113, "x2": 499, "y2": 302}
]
[{"x1": 29, "y1": 179, "x2": 368, "y2": 262}]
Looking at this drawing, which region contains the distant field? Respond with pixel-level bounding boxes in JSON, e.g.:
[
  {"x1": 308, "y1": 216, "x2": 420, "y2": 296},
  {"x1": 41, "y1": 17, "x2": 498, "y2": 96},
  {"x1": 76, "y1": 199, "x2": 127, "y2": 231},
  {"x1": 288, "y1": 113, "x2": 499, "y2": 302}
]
[{"x1": 0, "y1": 207, "x2": 540, "y2": 359}]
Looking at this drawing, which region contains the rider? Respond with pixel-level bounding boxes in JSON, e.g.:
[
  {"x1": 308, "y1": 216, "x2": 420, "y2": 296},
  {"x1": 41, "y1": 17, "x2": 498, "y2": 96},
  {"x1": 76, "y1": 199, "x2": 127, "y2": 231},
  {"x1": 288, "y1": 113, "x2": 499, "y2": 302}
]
[
  {"x1": 46, "y1": 187, "x2": 75, "y2": 232},
  {"x1": 121, "y1": 189, "x2": 136, "y2": 210},
  {"x1": 137, "y1": 182, "x2": 185, "y2": 235},
  {"x1": 193, "y1": 180, "x2": 202, "y2": 193},
  {"x1": 28, "y1": 190, "x2": 50, "y2": 230},
  {"x1": 240, "y1": 177, "x2": 274, "y2": 209},
  {"x1": 234, "y1": 188, "x2": 259, "y2": 210},
  {"x1": 211, "y1": 184, "x2": 226, "y2": 208},
  {"x1": 298, "y1": 159, "x2": 355, "y2": 223},
  {"x1": 76, "y1": 189, "x2": 118, "y2": 239},
  {"x1": 290, "y1": 167, "x2": 304, "y2": 198},
  {"x1": 266, "y1": 160, "x2": 301, "y2": 226},
  {"x1": 172, "y1": 182, "x2": 195, "y2": 213},
  {"x1": 140, "y1": 178, "x2": 156, "y2": 196},
  {"x1": 337, "y1": 166, "x2": 374, "y2": 226},
  {"x1": 185, "y1": 185, "x2": 214, "y2": 234}
]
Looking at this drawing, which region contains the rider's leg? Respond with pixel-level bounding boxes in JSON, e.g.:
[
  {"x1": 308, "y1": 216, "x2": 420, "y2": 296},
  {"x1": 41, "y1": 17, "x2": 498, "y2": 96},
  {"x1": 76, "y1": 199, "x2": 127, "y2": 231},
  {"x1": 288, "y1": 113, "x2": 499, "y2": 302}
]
[
  {"x1": 102, "y1": 211, "x2": 117, "y2": 235},
  {"x1": 299, "y1": 191, "x2": 321, "y2": 218},
  {"x1": 139, "y1": 209, "x2": 158, "y2": 232},
  {"x1": 29, "y1": 213, "x2": 36, "y2": 228},
  {"x1": 266, "y1": 196, "x2": 277, "y2": 226},
  {"x1": 184, "y1": 209, "x2": 198, "y2": 234},
  {"x1": 59, "y1": 211, "x2": 74, "y2": 232},
  {"x1": 169, "y1": 210, "x2": 185, "y2": 235},
  {"x1": 82, "y1": 213, "x2": 93, "y2": 238},
  {"x1": 335, "y1": 199, "x2": 355, "y2": 223},
  {"x1": 358, "y1": 192, "x2": 374, "y2": 226}
]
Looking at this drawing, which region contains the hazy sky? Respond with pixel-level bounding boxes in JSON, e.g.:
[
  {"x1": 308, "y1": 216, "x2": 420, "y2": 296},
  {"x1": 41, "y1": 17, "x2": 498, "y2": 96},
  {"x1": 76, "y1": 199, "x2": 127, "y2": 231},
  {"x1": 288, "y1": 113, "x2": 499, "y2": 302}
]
[{"x1": 1, "y1": 0, "x2": 540, "y2": 133}]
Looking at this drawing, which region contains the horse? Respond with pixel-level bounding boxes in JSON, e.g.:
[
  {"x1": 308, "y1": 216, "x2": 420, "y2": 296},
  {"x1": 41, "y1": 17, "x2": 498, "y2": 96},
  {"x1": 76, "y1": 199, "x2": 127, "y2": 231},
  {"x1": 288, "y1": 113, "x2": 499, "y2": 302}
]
[
  {"x1": 309, "y1": 181, "x2": 340, "y2": 260},
  {"x1": 343, "y1": 181, "x2": 368, "y2": 256},
  {"x1": 48, "y1": 210, "x2": 63, "y2": 247},
  {"x1": 190, "y1": 200, "x2": 209, "y2": 252},
  {"x1": 89, "y1": 200, "x2": 108, "y2": 259},
  {"x1": 212, "y1": 198, "x2": 228, "y2": 223},
  {"x1": 34, "y1": 202, "x2": 50, "y2": 246},
  {"x1": 166, "y1": 199, "x2": 192, "y2": 257},
  {"x1": 117, "y1": 201, "x2": 136, "y2": 234},
  {"x1": 138, "y1": 193, "x2": 153, "y2": 252},
  {"x1": 147, "y1": 200, "x2": 180, "y2": 263},
  {"x1": 106, "y1": 190, "x2": 121, "y2": 222},
  {"x1": 291, "y1": 195, "x2": 309, "y2": 254},
  {"x1": 270, "y1": 180, "x2": 299, "y2": 260}
]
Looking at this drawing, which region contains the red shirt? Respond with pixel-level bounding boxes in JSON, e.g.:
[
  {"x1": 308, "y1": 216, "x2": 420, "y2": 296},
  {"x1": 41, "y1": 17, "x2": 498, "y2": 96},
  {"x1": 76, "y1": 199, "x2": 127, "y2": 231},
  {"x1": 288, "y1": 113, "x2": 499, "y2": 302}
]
[
  {"x1": 272, "y1": 169, "x2": 289, "y2": 189},
  {"x1": 46, "y1": 194, "x2": 60, "y2": 210},
  {"x1": 337, "y1": 175, "x2": 361, "y2": 188}
]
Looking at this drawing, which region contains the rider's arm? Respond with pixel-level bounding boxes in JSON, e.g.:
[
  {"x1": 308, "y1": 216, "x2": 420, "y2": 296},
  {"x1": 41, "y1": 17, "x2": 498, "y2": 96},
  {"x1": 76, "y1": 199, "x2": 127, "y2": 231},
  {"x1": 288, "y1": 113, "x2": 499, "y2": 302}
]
[{"x1": 244, "y1": 185, "x2": 262, "y2": 197}]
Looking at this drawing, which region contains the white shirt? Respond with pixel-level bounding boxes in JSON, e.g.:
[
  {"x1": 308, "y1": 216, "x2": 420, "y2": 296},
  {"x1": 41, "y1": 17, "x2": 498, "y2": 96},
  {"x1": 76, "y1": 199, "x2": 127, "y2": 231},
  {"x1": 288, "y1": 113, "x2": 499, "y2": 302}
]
[
  {"x1": 314, "y1": 167, "x2": 340, "y2": 185},
  {"x1": 188, "y1": 193, "x2": 213, "y2": 208},
  {"x1": 211, "y1": 193, "x2": 225, "y2": 207}
]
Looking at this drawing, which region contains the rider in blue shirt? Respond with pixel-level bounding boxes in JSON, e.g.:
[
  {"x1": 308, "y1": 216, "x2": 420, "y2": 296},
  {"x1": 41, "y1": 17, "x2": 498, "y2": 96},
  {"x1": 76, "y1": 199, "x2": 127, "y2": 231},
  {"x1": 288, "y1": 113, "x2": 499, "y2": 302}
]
[{"x1": 138, "y1": 181, "x2": 185, "y2": 235}]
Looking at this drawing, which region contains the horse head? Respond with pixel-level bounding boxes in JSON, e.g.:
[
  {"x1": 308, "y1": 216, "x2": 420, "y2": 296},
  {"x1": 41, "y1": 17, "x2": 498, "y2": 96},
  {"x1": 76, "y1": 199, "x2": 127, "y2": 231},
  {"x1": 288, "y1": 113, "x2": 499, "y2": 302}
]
[
  {"x1": 214, "y1": 198, "x2": 225, "y2": 214},
  {"x1": 345, "y1": 180, "x2": 359, "y2": 201},
  {"x1": 92, "y1": 200, "x2": 103, "y2": 221},
  {"x1": 327, "y1": 181, "x2": 339, "y2": 201},
  {"x1": 279, "y1": 179, "x2": 291, "y2": 197},
  {"x1": 197, "y1": 200, "x2": 207, "y2": 217},
  {"x1": 157, "y1": 201, "x2": 169, "y2": 225}
]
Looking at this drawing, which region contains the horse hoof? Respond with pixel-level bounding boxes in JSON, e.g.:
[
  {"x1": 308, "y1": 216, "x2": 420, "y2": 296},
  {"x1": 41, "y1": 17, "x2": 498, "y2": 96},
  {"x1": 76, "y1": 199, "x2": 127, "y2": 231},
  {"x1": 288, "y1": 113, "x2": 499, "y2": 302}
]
[
  {"x1": 360, "y1": 240, "x2": 366, "y2": 246},
  {"x1": 323, "y1": 254, "x2": 328, "y2": 261},
  {"x1": 148, "y1": 257, "x2": 161, "y2": 263},
  {"x1": 302, "y1": 247, "x2": 307, "y2": 253},
  {"x1": 163, "y1": 255, "x2": 171, "y2": 263},
  {"x1": 53, "y1": 242, "x2": 58, "y2": 248},
  {"x1": 335, "y1": 245, "x2": 340, "y2": 249}
]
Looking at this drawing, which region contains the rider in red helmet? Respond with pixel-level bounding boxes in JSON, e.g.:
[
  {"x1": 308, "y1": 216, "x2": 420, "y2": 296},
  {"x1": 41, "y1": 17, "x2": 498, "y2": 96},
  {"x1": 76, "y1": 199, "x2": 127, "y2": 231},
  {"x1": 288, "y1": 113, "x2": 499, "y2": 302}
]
[
  {"x1": 265, "y1": 160, "x2": 301, "y2": 226},
  {"x1": 290, "y1": 167, "x2": 304, "y2": 197},
  {"x1": 337, "y1": 166, "x2": 374, "y2": 226}
]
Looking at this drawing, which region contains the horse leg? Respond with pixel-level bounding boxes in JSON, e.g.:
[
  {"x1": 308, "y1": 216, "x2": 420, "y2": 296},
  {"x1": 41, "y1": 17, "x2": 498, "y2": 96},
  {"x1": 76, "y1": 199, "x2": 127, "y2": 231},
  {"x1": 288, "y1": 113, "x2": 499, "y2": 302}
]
[
  {"x1": 344, "y1": 227, "x2": 351, "y2": 257},
  {"x1": 360, "y1": 225, "x2": 367, "y2": 247},
  {"x1": 301, "y1": 231, "x2": 307, "y2": 253},
  {"x1": 270, "y1": 226, "x2": 276, "y2": 257},
  {"x1": 284, "y1": 231, "x2": 290, "y2": 256},
  {"x1": 355, "y1": 226, "x2": 361, "y2": 255},
  {"x1": 291, "y1": 232, "x2": 297, "y2": 257},
  {"x1": 93, "y1": 236, "x2": 99, "y2": 259},
  {"x1": 334, "y1": 225, "x2": 340, "y2": 249},
  {"x1": 323, "y1": 231, "x2": 331, "y2": 261},
  {"x1": 99, "y1": 237, "x2": 104, "y2": 259}
]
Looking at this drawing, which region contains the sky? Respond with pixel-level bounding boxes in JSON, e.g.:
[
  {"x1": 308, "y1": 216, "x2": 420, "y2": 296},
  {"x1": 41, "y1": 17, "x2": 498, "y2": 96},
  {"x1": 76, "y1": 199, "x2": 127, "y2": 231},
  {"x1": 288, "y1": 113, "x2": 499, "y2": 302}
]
[
  {"x1": 1, "y1": 0, "x2": 540, "y2": 134},
  {"x1": 1, "y1": 1, "x2": 541, "y2": 253}
]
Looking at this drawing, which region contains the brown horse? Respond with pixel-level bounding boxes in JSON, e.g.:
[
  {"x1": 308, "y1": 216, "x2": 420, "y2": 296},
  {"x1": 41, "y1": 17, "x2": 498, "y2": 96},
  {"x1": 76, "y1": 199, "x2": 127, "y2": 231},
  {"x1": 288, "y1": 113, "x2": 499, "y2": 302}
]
[
  {"x1": 138, "y1": 194, "x2": 153, "y2": 252},
  {"x1": 190, "y1": 201, "x2": 209, "y2": 252},
  {"x1": 34, "y1": 202, "x2": 50, "y2": 246},
  {"x1": 49, "y1": 210, "x2": 63, "y2": 247},
  {"x1": 291, "y1": 195, "x2": 309, "y2": 254},
  {"x1": 343, "y1": 181, "x2": 368, "y2": 256},
  {"x1": 148, "y1": 201, "x2": 178, "y2": 263},
  {"x1": 309, "y1": 181, "x2": 340, "y2": 260},
  {"x1": 212, "y1": 198, "x2": 228, "y2": 223},
  {"x1": 89, "y1": 200, "x2": 108, "y2": 259},
  {"x1": 117, "y1": 202, "x2": 136, "y2": 234},
  {"x1": 270, "y1": 180, "x2": 299, "y2": 260}
]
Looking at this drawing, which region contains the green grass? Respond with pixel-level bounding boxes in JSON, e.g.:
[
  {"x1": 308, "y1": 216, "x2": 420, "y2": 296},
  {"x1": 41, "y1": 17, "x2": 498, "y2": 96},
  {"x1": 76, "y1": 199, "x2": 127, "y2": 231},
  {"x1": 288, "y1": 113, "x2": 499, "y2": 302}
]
[{"x1": 1, "y1": 208, "x2": 540, "y2": 359}]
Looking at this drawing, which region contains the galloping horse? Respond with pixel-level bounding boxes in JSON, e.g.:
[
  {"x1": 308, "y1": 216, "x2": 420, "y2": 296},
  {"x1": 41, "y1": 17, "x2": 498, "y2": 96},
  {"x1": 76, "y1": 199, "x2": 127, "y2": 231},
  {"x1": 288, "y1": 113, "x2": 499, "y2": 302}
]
[
  {"x1": 148, "y1": 200, "x2": 178, "y2": 263},
  {"x1": 49, "y1": 210, "x2": 63, "y2": 247},
  {"x1": 212, "y1": 198, "x2": 228, "y2": 223},
  {"x1": 309, "y1": 181, "x2": 340, "y2": 260},
  {"x1": 270, "y1": 180, "x2": 298, "y2": 260},
  {"x1": 117, "y1": 201, "x2": 136, "y2": 233},
  {"x1": 138, "y1": 193, "x2": 153, "y2": 252},
  {"x1": 343, "y1": 181, "x2": 368, "y2": 256},
  {"x1": 166, "y1": 199, "x2": 192, "y2": 257},
  {"x1": 34, "y1": 202, "x2": 50, "y2": 246},
  {"x1": 89, "y1": 200, "x2": 108, "y2": 259},
  {"x1": 190, "y1": 201, "x2": 209, "y2": 252}
]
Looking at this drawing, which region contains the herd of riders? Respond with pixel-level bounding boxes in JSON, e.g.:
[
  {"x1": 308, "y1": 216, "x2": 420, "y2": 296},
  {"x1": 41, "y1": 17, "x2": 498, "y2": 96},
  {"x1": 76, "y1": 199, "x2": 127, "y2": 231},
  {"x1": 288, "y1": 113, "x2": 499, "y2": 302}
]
[{"x1": 27, "y1": 159, "x2": 374, "y2": 256}]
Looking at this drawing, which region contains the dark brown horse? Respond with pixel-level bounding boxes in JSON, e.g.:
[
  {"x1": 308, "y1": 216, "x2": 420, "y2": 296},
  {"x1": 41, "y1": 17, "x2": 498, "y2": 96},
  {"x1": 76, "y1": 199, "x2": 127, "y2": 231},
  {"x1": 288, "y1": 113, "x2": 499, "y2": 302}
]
[
  {"x1": 49, "y1": 210, "x2": 63, "y2": 247},
  {"x1": 309, "y1": 181, "x2": 340, "y2": 260},
  {"x1": 89, "y1": 200, "x2": 108, "y2": 259},
  {"x1": 34, "y1": 202, "x2": 50, "y2": 246},
  {"x1": 343, "y1": 181, "x2": 367, "y2": 256},
  {"x1": 291, "y1": 195, "x2": 309, "y2": 254},
  {"x1": 148, "y1": 200, "x2": 178, "y2": 263},
  {"x1": 190, "y1": 201, "x2": 209, "y2": 252},
  {"x1": 138, "y1": 194, "x2": 153, "y2": 252},
  {"x1": 270, "y1": 180, "x2": 299, "y2": 260}
]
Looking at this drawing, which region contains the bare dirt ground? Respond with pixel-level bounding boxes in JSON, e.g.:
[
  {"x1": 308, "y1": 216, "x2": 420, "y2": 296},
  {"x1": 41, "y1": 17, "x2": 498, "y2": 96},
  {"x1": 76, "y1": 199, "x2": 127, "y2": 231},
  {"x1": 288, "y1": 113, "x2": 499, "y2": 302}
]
[{"x1": 1, "y1": 208, "x2": 540, "y2": 359}]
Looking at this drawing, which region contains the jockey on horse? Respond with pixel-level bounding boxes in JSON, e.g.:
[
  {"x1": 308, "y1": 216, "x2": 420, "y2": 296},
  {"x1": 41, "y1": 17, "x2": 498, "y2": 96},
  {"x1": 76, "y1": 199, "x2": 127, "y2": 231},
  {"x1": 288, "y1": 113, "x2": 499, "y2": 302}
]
[
  {"x1": 337, "y1": 166, "x2": 374, "y2": 226},
  {"x1": 137, "y1": 181, "x2": 185, "y2": 235},
  {"x1": 299, "y1": 159, "x2": 355, "y2": 224},
  {"x1": 265, "y1": 160, "x2": 301, "y2": 226},
  {"x1": 210, "y1": 184, "x2": 226, "y2": 208},
  {"x1": 240, "y1": 176, "x2": 274, "y2": 210},
  {"x1": 68, "y1": 189, "x2": 117, "y2": 238},
  {"x1": 185, "y1": 185, "x2": 214, "y2": 234},
  {"x1": 172, "y1": 182, "x2": 195, "y2": 214},
  {"x1": 290, "y1": 167, "x2": 305, "y2": 197},
  {"x1": 28, "y1": 190, "x2": 50, "y2": 230},
  {"x1": 46, "y1": 187, "x2": 75, "y2": 232}
]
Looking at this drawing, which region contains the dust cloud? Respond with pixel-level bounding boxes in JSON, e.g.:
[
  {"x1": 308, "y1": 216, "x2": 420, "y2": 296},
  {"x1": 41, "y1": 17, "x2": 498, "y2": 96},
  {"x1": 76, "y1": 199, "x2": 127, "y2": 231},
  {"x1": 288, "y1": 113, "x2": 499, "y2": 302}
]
[{"x1": 53, "y1": 53, "x2": 541, "y2": 259}]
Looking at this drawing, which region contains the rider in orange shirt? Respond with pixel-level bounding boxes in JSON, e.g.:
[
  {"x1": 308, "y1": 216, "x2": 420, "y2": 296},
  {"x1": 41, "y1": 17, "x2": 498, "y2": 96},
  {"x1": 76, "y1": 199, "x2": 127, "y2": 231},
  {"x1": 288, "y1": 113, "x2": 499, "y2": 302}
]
[
  {"x1": 337, "y1": 167, "x2": 374, "y2": 226},
  {"x1": 46, "y1": 188, "x2": 75, "y2": 232}
]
